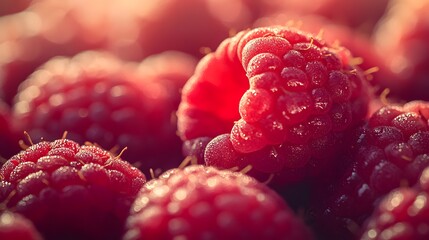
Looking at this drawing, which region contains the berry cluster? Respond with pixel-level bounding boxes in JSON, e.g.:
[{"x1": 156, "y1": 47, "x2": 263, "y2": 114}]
[{"x1": 1, "y1": 0, "x2": 429, "y2": 239}]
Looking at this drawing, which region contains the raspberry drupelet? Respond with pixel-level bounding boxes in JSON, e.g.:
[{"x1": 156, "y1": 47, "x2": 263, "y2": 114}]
[
  {"x1": 0, "y1": 138, "x2": 146, "y2": 240},
  {"x1": 177, "y1": 25, "x2": 372, "y2": 184}
]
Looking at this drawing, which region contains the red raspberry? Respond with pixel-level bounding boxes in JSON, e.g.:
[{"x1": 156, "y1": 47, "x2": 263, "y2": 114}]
[
  {"x1": 310, "y1": 101, "x2": 429, "y2": 239},
  {"x1": 374, "y1": 0, "x2": 429, "y2": 101},
  {"x1": 360, "y1": 188, "x2": 429, "y2": 240},
  {"x1": 0, "y1": 138, "x2": 146, "y2": 240},
  {"x1": 124, "y1": 165, "x2": 313, "y2": 240},
  {"x1": 0, "y1": 211, "x2": 43, "y2": 240},
  {"x1": 360, "y1": 167, "x2": 429, "y2": 240},
  {"x1": 11, "y1": 50, "x2": 194, "y2": 174},
  {"x1": 178, "y1": 26, "x2": 372, "y2": 184}
]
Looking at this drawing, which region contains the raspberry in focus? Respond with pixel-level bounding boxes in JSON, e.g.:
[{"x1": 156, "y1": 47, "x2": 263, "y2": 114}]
[
  {"x1": 0, "y1": 138, "x2": 146, "y2": 240},
  {"x1": 178, "y1": 25, "x2": 372, "y2": 184}
]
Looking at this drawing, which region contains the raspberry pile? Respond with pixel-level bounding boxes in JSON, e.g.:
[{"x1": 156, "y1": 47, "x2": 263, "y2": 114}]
[{"x1": 1, "y1": 0, "x2": 429, "y2": 239}]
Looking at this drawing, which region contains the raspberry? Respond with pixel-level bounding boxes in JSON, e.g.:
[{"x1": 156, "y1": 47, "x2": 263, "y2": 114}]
[
  {"x1": 178, "y1": 25, "x2": 371, "y2": 184},
  {"x1": 12, "y1": 50, "x2": 194, "y2": 174},
  {"x1": 374, "y1": 0, "x2": 429, "y2": 101},
  {"x1": 360, "y1": 167, "x2": 429, "y2": 240},
  {"x1": 309, "y1": 101, "x2": 429, "y2": 239},
  {"x1": 124, "y1": 165, "x2": 313, "y2": 240},
  {"x1": 360, "y1": 187, "x2": 429, "y2": 240},
  {"x1": 0, "y1": 138, "x2": 146, "y2": 240},
  {"x1": 0, "y1": 211, "x2": 43, "y2": 240}
]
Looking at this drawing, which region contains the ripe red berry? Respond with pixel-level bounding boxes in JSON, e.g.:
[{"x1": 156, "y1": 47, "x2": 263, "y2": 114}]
[
  {"x1": 11, "y1": 50, "x2": 194, "y2": 173},
  {"x1": 124, "y1": 165, "x2": 313, "y2": 240},
  {"x1": 360, "y1": 166, "x2": 429, "y2": 240},
  {"x1": 310, "y1": 101, "x2": 429, "y2": 239},
  {"x1": 178, "y1": 25, "x2": 372, "y2": 184},
  {"x1": 360, "y1": 187, "x2": 429, "y2": 240},
  {"x1": 0, "y1": 138, "x2": 146, "y2": 240}
]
